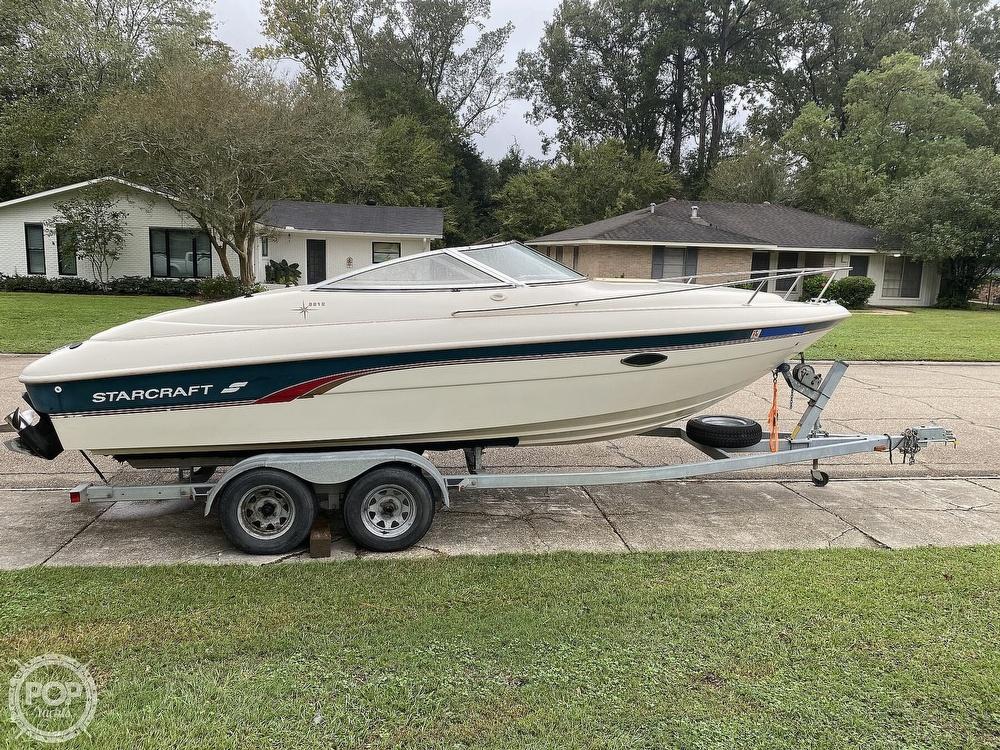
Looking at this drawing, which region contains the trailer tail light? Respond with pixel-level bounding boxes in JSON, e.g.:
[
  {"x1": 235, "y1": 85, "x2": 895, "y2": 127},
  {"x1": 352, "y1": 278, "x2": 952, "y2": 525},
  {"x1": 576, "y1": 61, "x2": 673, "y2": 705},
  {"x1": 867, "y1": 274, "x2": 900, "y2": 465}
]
[{"x1": 68, "y1": 484, "x2": 90, "y2": 504}]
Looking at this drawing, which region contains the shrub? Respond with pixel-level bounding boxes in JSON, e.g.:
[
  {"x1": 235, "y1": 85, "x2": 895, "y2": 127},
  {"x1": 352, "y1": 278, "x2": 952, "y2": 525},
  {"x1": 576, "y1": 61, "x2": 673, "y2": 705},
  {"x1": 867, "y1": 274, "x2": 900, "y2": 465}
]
[
  {"x1": 197, "y1": 275, "x2": 265, "y2": 301},
  {"x1": 831, "y1": 276, "x2": 876, "y2": 308},
  {"x1": 0, "y1": 274, "x2": 98, "y2": 293},
  {"x1": 801, "y1": 274, "x2": 831, "y2": 300},
  {"x1": 266, "y1": 259, "x2": 301, "y2": 286},
  {"x1": 107, "y1": 276, "x2": 200, "y2": 297}
]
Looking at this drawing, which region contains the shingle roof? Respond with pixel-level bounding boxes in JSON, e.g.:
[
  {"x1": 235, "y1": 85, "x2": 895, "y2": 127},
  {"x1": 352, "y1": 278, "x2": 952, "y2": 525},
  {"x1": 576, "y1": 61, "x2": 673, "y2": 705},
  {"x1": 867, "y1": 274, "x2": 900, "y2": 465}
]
[
  {"x1": 532, "y1": 200, "x2": 876, "y2": 250},
  {"x1": 262, "y1": 200, "x2": 444, "y2": 237}
]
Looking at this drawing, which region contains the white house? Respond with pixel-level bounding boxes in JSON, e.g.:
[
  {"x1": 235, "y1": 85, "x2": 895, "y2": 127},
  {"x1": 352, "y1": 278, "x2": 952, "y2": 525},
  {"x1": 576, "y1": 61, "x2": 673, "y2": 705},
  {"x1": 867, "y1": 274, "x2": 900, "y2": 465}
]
[{"x1": 0, "y1": 178, "x2": 444, "y2": 285}]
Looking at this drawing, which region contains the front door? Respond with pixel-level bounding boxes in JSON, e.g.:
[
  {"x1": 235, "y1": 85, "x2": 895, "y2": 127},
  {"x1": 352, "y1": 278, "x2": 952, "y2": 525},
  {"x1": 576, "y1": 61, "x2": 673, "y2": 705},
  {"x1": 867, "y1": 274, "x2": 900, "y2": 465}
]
[{"x1": 306, "y1": 239, "x2": 327, "y2": 284}]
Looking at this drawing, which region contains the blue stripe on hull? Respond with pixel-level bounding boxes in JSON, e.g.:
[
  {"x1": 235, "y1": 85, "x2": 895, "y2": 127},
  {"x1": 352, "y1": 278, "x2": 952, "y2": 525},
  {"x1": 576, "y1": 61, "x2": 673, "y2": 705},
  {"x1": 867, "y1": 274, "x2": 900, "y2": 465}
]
[{"x1": 28, "y1": 322, "x2": 835, "y2": 416}]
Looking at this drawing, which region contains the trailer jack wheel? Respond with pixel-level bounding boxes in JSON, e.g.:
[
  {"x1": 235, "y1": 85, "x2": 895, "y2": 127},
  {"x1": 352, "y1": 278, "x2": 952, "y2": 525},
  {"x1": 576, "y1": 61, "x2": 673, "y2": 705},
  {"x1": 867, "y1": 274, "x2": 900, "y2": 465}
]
[{"x1": 810, "y1": 469, "x2": 830, "y2": 487}]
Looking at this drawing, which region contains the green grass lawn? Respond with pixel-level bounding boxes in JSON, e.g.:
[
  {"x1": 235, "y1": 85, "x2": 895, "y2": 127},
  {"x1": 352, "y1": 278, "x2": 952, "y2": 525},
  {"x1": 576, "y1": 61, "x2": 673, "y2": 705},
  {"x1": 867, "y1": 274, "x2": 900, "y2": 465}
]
[
  {"x1": 0, "y1": 292, "x2": 198, "y2": 353},
  {"x1": 2, "y1": 547, "x2": 998, "y2": 748},
  {"x1": 806, "y1": 307, "x2": 1000, "y2": 361}
]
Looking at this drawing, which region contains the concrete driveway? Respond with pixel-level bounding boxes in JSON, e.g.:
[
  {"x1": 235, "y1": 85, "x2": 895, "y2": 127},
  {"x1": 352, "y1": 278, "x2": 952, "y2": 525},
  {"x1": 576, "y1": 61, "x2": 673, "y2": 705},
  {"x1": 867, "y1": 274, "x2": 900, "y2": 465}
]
[{"x1": 2, "y1": 355, "x2": 999, "y2": 568}]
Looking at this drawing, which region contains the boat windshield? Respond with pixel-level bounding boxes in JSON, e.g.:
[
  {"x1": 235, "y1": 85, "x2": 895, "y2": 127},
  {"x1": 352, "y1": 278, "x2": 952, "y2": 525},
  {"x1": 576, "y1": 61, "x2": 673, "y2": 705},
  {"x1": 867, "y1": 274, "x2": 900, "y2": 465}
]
[
  {"x1": 464, "y1": 242, "x2": 584, "y2": 283},
  {"x1": 324, "y1": 253, "x2": 505, "y2": 290}
]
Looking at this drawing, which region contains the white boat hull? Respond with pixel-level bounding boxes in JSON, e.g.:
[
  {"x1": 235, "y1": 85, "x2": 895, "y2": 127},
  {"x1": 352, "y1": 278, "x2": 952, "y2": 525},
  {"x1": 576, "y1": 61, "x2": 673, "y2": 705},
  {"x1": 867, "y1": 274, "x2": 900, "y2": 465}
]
[{"x1": 47, "y1": 327, "x2": 826, "y2": 457}]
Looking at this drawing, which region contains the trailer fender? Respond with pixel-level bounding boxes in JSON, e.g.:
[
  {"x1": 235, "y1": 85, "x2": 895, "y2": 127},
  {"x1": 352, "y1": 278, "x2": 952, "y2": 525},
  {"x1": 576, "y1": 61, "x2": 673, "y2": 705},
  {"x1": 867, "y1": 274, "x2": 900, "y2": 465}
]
[{"x1": 204, "y1": 449, "x2": 449, "y2": 515}]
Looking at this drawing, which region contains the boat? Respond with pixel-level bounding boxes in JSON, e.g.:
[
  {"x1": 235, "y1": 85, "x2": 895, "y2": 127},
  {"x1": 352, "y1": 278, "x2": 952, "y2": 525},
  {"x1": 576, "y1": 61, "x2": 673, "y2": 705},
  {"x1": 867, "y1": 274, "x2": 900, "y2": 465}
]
[{"x1": 6, "y1": 241, "x2": 849, "y2": 465}]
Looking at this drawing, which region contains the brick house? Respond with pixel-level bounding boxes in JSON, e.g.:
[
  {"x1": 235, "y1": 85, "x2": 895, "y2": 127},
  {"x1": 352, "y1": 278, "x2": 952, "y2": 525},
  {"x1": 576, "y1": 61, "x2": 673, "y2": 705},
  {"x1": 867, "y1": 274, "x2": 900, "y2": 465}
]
[{"x1": 531, "y1": 199, "x2": 941, "y2": 306}]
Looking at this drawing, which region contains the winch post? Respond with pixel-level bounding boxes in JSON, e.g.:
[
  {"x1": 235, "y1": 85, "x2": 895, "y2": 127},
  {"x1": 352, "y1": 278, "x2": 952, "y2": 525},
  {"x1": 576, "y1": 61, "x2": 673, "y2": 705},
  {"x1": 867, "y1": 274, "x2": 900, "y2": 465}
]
[{"x1": 778, "y1": 360, "x2": 849, "y2": 439}]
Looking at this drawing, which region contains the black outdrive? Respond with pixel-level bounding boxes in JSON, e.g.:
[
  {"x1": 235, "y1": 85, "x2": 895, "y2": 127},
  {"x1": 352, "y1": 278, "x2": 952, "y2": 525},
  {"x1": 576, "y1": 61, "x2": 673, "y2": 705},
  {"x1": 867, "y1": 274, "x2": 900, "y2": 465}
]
[
  {"x1": 4, "y1": 404, "x2": 63, "y2": 460},
  {"x1": 686, "y1": 415, "x2": 763, "y2": 449}
]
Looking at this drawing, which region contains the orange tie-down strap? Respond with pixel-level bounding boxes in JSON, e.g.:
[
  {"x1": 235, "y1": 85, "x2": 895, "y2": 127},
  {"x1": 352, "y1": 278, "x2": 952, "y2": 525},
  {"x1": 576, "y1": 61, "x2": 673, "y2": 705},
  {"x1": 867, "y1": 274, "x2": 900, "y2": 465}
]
[{"x1": 768, "y1": 373, "x2": 779, "y2": 452}]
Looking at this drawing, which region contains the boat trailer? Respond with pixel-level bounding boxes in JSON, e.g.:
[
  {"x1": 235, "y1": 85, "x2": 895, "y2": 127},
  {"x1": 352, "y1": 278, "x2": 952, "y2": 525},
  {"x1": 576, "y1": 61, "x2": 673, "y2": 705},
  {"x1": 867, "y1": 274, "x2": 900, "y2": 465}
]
[{"x1": 64, "y1": 360, "x2": 956, "y2": 555}]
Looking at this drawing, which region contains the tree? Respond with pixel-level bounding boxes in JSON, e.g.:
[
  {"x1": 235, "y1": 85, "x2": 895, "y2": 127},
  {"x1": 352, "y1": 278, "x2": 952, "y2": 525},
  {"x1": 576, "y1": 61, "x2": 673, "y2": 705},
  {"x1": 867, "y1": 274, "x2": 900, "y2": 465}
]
[
  {"x1": 257, "y1": 0, "x2": 512, "y2": 136},
  {"x1": 0, "y1": 0, "x2": 219, "y2": 196},
  {"x1": 749, "y1": 0, "x2": 1000, "y2": 138},
  {"x1": 781, "y1": 53, "x2": 987, "y2": 221},
  {"x1": 517, "y1": 0, "x2": 792, "y2": 180},
  {"x1": 49, "y1": 185, "x2": 129, "y2": 286},
  {"x1": 704, "y1": 137, "x2": 791, "y2": 203},
  {"x1": 864, "y1": 150, "x2": 1000, "y2": 307},
  {"x1": 495, "y1": 140, "x2": 678, "y2": 240},
  {"x1": 66, "y1": 59, "x2": 374, "y2": 283},
  {"x1": 514, "y1": 0, "x2": 687, "y2": 164}
]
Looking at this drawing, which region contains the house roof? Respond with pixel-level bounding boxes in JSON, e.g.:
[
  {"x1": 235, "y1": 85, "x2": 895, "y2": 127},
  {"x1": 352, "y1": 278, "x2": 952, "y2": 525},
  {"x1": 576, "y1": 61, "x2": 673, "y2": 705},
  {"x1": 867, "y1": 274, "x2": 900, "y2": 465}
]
[
  {"x1": 0, "y1": 176, "x2": 165, "y2": 209},
  {"x1": 532, "y1": 199, "x2": 877, "y2": 250},
  {"x1": 0, "y1": 178, "x2": 444, "y2": 238},
  {"x1": 261, "y1": 200, "x2": 444, "y2": 237}
]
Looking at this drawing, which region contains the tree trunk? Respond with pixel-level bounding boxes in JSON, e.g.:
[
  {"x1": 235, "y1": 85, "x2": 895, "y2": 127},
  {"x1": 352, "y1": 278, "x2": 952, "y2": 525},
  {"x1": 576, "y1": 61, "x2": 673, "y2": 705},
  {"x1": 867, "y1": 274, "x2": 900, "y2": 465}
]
[
  {"x1": 236, "y1": 233, "x2": 255, "y2": 286},
  {"x1": 708, "y1": 87, "x2": 725, "y2": 170},
  {"x1": 936, "y1": 256, "x2": 979, "y2": 309},
  {"x1": 668, "y1": 50, "x2": 685, "y2": 172}
]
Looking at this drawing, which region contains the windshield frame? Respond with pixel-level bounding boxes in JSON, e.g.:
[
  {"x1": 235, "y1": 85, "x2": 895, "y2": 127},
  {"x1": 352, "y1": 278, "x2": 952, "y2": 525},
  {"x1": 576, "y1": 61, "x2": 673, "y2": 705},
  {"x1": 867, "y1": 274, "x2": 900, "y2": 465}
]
[
  {"x1": 315, "y1": 248, "x2": 521, "y2": 292},
  {"x1": 460, "y1": 241, "x2": 587, "y2": 286},
  {"x1": 314, "y1": 241, "x2": 588, "y2": 292}
]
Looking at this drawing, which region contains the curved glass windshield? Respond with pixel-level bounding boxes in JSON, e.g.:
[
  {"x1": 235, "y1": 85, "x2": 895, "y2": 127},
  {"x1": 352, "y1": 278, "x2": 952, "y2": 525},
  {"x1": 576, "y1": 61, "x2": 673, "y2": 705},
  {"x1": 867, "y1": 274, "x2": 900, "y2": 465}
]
[
  {"x1": 464, "y1": 242, "x2": 584, "y2": 283},
  {"x1": 325, "y1": 254, "x2": 504, "y2": 289}
]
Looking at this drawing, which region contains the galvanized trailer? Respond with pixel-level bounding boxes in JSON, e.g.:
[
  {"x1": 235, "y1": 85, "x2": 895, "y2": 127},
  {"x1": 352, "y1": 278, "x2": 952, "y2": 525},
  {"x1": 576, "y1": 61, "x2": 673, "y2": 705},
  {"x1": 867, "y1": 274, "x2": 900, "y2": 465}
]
[{"x1": 62, "y1": 360, "x2": 955, "y2": 555}]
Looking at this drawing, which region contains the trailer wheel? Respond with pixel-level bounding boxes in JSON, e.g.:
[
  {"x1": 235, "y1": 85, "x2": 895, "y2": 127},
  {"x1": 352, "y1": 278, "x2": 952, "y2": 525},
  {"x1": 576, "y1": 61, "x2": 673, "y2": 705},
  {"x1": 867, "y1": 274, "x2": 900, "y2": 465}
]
[
  {"x1": 686, "y1": 415, "x2": 762, "y2": 449},
  {"x1": 342, "y1": 467, "x2": 436, "y2": 552},
  {"x1": 218, "y1": 469, "x2": 316, "y2": 554}
]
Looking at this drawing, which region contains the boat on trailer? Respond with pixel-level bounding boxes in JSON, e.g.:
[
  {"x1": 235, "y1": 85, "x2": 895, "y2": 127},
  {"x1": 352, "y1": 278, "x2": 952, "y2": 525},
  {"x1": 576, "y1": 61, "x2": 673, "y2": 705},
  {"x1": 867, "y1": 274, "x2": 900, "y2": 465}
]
[
  {"x1": 7, "y1": 241, "x2": 848, "y2": 464},
  {"x1": 4, "y1": 243, "x2": 956, "y2": 555}
]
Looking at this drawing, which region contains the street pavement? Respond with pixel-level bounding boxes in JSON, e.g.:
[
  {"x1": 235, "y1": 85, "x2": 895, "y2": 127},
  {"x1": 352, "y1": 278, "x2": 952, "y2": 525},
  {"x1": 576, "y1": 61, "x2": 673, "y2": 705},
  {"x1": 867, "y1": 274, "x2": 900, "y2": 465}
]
[{"x1": 1, "y1": 354, "x2": 999, "y2": 568}]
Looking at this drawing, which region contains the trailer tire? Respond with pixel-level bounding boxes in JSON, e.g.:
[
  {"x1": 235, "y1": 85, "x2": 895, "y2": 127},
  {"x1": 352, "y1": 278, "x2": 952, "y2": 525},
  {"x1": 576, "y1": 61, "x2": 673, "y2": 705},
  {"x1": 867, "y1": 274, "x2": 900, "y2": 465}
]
[
  {"x1": 218, "y1": 469, "x2": 316, "y2": 554},
  {"x1": 686, "y1": 415, "x2": 762, "y2": 449},
  {"x1": 343, "y1": 466, "x2": 435, "y2": 552}
]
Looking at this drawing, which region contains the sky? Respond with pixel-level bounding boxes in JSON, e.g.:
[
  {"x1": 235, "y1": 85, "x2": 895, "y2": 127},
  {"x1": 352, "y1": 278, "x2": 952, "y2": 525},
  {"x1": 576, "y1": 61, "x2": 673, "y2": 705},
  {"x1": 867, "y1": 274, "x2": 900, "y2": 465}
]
[{"x1": 211, "y1": 0, "x2": 561, "y2": 159}]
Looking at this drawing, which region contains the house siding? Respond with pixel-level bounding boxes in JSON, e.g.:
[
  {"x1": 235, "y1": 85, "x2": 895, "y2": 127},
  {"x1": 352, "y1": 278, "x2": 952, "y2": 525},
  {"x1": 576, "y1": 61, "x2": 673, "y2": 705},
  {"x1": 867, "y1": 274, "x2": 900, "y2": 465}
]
[
  {"x1": 0, "y1": 186, "x2": 239, "y2": 281},
  {"x1": 261, "y1": 232, "x2": 429, "y2": 284}
]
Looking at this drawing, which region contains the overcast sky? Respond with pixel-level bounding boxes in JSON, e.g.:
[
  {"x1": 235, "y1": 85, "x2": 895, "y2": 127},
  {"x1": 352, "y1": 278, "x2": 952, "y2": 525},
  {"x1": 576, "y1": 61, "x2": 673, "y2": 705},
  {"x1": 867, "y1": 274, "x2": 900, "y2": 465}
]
[{"x1": 212, "y1": 0, "x2": 560, "y2": 159}]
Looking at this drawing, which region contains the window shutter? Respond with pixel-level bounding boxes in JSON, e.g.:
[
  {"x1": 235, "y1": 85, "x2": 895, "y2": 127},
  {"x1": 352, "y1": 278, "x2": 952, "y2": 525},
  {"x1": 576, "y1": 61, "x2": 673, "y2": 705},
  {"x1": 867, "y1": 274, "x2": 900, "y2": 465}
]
[
  {"x1": 683, "y1": 247, "x2": 699, "y2": 277},
  {"x1": 651, "y1": 246, "x2": 665, "y2": 278}
]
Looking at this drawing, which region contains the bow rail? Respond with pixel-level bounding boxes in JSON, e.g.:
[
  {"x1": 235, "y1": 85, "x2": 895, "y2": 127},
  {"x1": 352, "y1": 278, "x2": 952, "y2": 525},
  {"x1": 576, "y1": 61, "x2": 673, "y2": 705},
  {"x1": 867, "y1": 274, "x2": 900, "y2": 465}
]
[{"x1": 452, "y1": 265, "x2": 851, "y2": 317}]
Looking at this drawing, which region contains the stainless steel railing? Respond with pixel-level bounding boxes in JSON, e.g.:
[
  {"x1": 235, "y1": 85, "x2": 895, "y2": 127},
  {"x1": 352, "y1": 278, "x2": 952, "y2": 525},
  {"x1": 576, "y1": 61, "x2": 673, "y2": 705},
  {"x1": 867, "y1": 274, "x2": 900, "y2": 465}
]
[{"x1": 452, "y1": 266, "x2": 852, "y2": 317}]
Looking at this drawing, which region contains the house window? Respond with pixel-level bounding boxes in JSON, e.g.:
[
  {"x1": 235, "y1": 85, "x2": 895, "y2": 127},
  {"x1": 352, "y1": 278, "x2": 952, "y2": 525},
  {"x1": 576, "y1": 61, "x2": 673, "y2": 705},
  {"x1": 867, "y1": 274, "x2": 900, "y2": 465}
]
[
  {"x1": 652, "y1": 246, "x2": 698, "y2": 279},
  {"x1": 775, "y1": 251, "x2": 802, "y2": 292},
  {"x1": 150, "y1": 228, "x2": 212, "y2": 279},
  {"x1": 882, "y1": 255, "x2": 923, "y2": 298},
  {"x1": 848, "y1": 255, "x2": 869, "y2": 277},
  {"x1": 554, "y1": 246, "x2": 564, "y2": 263},
  {"x1": 261, "y1": 236, "x2": 269, "y2": 258},
  {"x1": 24, "y1": 223, "x2": 45, "y2": 275},
  {"x1": 373, "y1": 241, "x2": 401, "y2": 264},
  {"x1": 572, "y1": 246, "x2": 580, "y2": 270},
  {"x1": 750, "y1": 251, "x2": 770, "y2": 279},
  {"x1": 55, "y1": 225, "x2": 77, "y2": 276}
]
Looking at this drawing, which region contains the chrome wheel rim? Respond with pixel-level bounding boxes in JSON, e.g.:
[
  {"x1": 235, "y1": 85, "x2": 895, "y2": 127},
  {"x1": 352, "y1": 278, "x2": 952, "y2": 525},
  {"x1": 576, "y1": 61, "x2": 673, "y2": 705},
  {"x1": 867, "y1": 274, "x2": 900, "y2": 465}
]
[
  {"x1": 361, "y1": 485, "x2": 416, "y2": 538},
  {"x1": 237, "y1": 485, "x2": 296, "y2": 540},
  {"x1": 700, "y1": 416, "x2": 747, "y2": 427}
]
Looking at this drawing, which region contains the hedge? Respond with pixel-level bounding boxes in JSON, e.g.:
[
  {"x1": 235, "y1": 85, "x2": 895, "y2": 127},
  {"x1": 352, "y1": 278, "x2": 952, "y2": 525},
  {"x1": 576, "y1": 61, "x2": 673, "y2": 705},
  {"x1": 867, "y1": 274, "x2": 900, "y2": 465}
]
[{"x1": 0, "y1": 274, "x2": 263, "y2": 301}]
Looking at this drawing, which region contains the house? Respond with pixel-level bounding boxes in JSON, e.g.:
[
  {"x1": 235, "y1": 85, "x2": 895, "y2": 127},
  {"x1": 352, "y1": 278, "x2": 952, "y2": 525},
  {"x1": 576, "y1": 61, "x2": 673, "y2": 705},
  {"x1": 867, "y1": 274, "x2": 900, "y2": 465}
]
[
  {"x1": 531, "y1": 199, "x2": 940, "y2": 306},
  {"x1": 0, "y1": 178, "x2": 444, "y2": 285}
]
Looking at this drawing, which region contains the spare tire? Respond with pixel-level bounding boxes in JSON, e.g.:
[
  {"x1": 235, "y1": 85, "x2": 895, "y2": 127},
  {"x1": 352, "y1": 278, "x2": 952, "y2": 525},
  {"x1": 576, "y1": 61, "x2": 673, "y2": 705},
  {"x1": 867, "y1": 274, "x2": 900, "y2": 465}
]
[{"x1": 686, "y1": 415, "x2": 763, "y2": 449}]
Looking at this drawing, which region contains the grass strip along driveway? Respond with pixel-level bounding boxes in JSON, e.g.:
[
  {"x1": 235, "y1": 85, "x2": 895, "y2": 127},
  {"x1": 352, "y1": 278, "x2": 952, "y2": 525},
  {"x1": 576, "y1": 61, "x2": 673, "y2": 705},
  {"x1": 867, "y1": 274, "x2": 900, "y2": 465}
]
[
  {"x1": 806, "y1": 307, "x2": 1000, "y2": 361},
  {"x1": 2, "y1": 547, "x2": 997, "y2": 748},
  {"x1": 0, "y1": 292, "x2": 197, "y2": 353}
]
